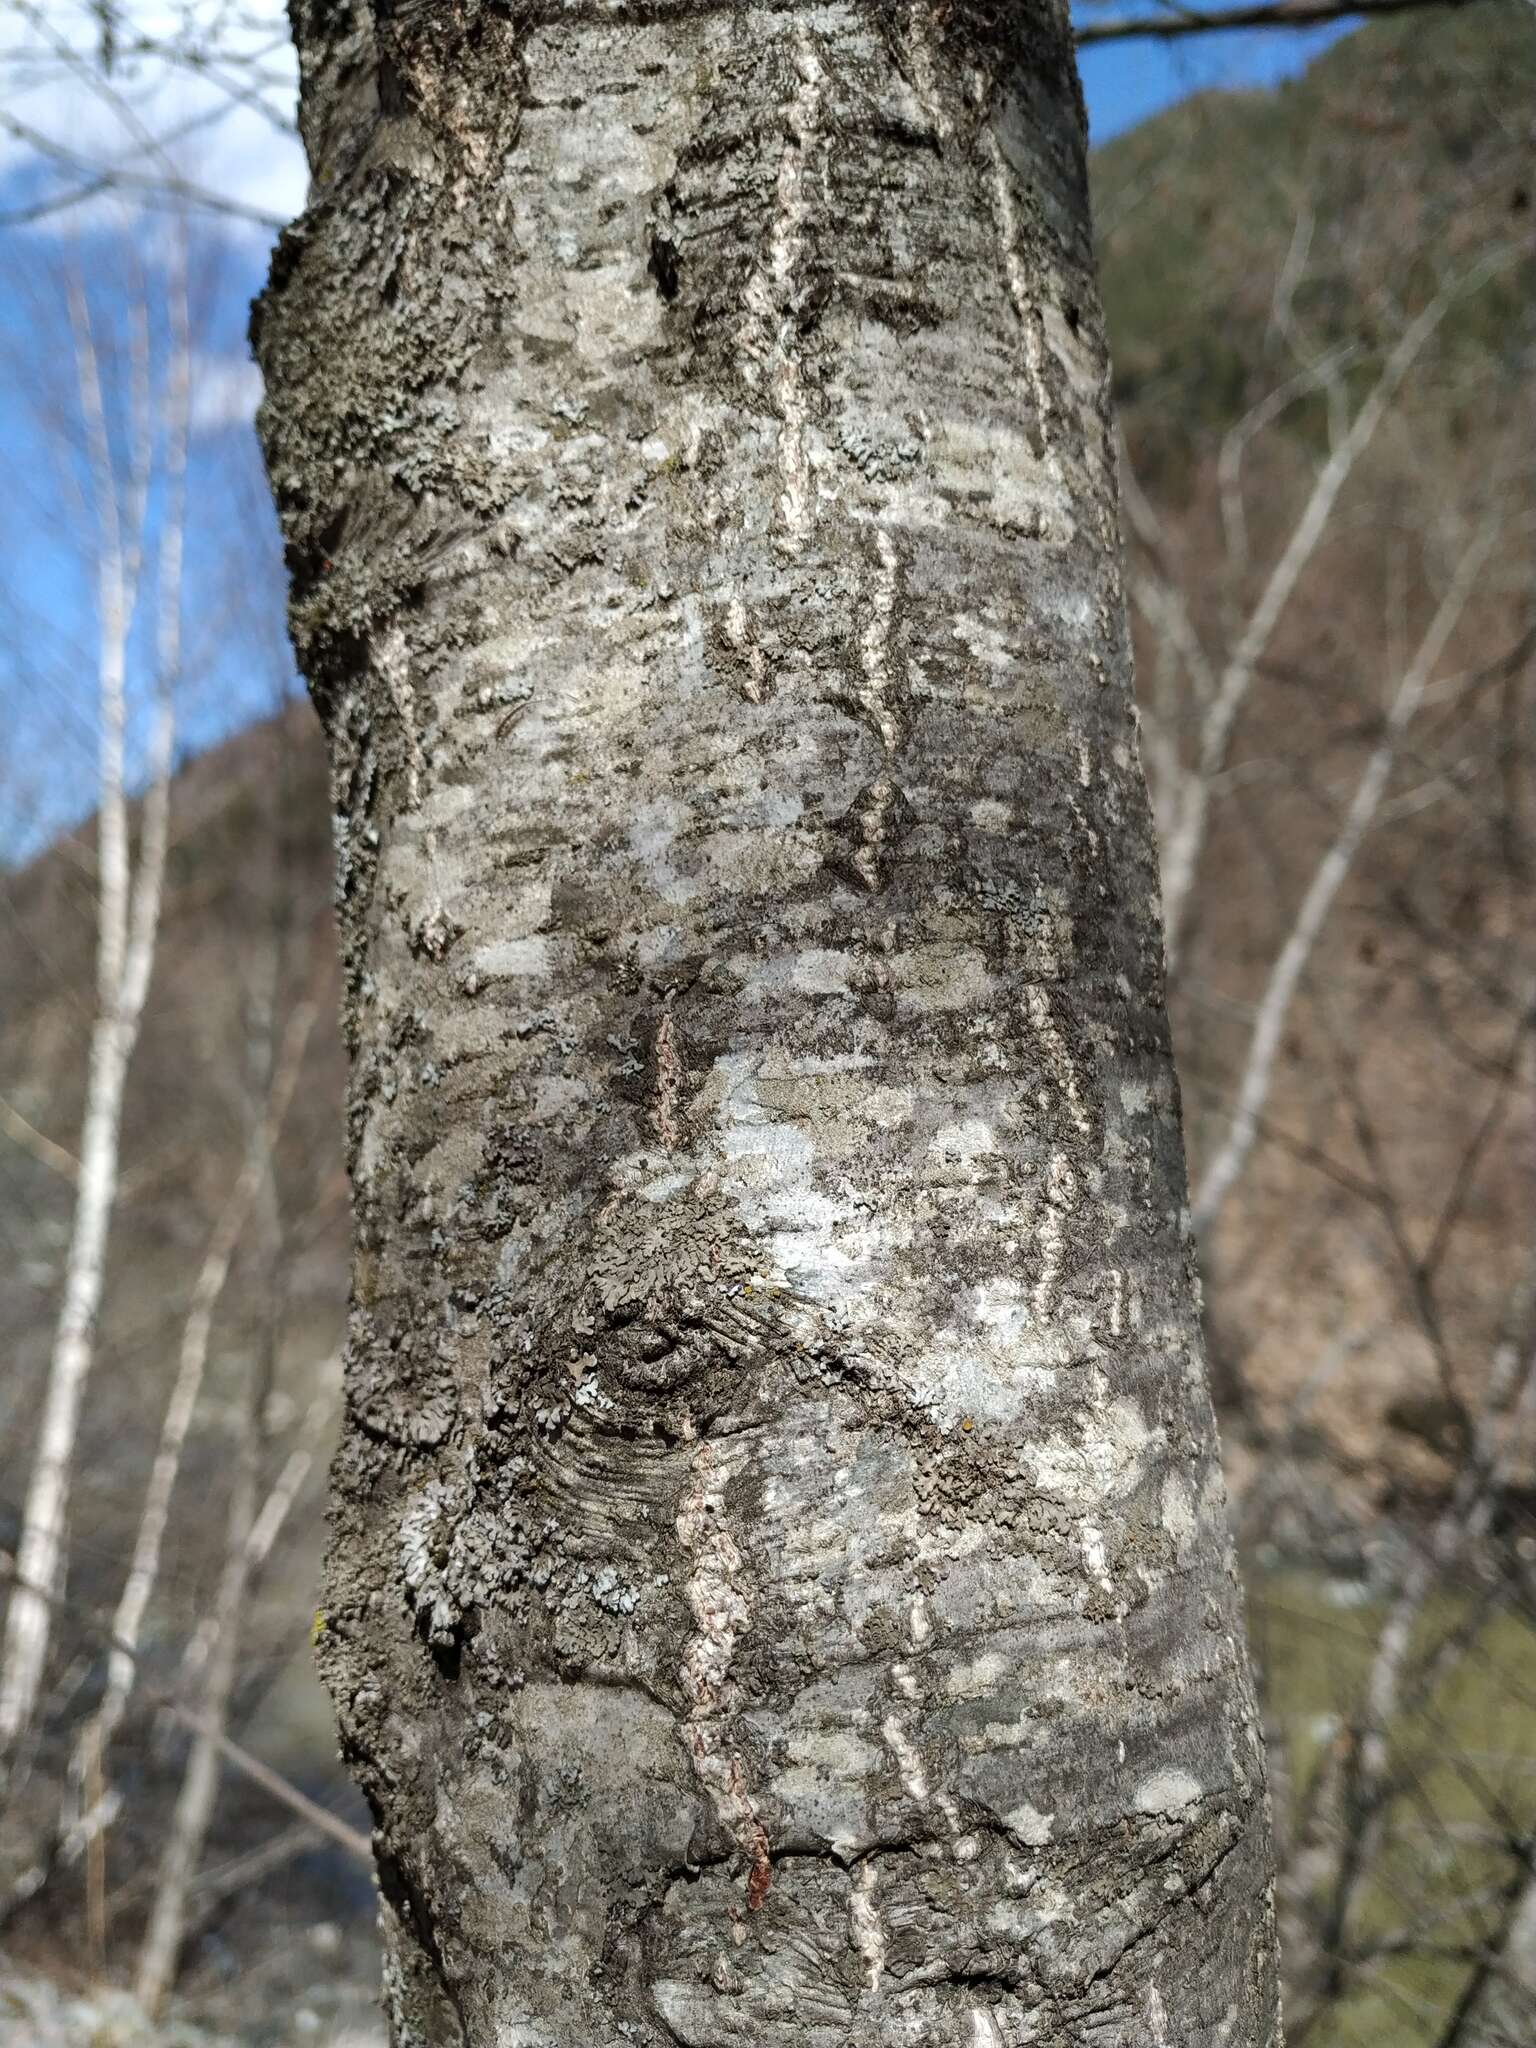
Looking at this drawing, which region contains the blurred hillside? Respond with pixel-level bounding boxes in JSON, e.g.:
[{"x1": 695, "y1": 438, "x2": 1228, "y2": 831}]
[
  {"x1": 1096, "y1": 4, "x2": 1534, "y2": 481},
  {"x1": 1099, "y1": 0, "x2": 1535, "y2": 1533},
  {"x1": 1, "y1": 8, "x2": 1533, "y2": 2042}
]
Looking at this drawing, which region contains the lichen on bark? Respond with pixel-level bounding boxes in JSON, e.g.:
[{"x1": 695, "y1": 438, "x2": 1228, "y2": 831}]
[{"x1": 255, "y1": 2, "x2": 1282, "y2": 2041}]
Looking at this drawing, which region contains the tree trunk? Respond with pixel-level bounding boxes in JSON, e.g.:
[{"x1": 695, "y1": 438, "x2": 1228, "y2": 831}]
[{"x1": 254, "y1": 3, "x2": 1280, "y2": 2042}]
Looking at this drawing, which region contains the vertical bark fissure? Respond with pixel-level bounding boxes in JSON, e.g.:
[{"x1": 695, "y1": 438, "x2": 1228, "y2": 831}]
[
  {"x1": 738, "y1": 20, "x2": 824, "y2": 552},
  {"x1": 675, "y1": 1441, "x2": 773, "y2": 1911},
  {"x1": 981, "y1": 114, "x2": 1064, "y2": 491}
]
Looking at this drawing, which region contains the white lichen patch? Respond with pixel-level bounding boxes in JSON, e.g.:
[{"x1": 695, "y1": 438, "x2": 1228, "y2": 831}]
[
  {"x1": 1134, "y1": 1767, "x2": 1203, "y2": 1816},
  {"x1": 969, "y1": 796, "x2": 1012, "y2": 833},
  {"x1": 950, "y1": 607, "x2": 1026, "y2": 679},
  {"x1": 969, "y1": 1277, "x2": 1032, "y2": 1341},
  {"x1": 862, "y1": 1084, "x2": 917, "y2": 1129},
  {"x1": 944, "y1": 1651, "x2": 1007, "y2": 1699},
  {"x1": 1004, "y1": 1799, "x2": 1054, "y2": 1846},
  {"x1": 471, "y1": 936, "x2": 552, "y2": 980},
  {"x1": 634, "y1": 922, "x2": 686, "y2": 969},
  {"x1": 709, "y1": 1053, "x2": 890, "y2": 1300},
  {"x1": 888, "y1": 944, "x2": 995, "y2": 1014},
  {"x1": 1024, "y1": 1397, "x2": 1155, "y2": 1504},
  {"x1": 1160, "y1": 1471, "x2": 1199, "y2": 1555},
  {"x1": 736, "y1": 948, "x2": 856, "y2": 1000},
  {"x1": 1146, "y1": 1983, "x2": 1171, "y2": 2045},
  {"x1": 770, "y1": 1726, "x2": 883, "y2": 1853},
  {"x1": 929, "y1": 1118, "x2": 999, "y2": 1177},
  {"x1": 920, "y1": 1319, "x2": 1066, "y2": 1431},
  {"x1": 695, "y1": 824, "x2": 822, "y2": 896},
  {"x1": 531, "y1": 1076, "x2": 589, "y2": 1123},
  {"x1": 932, "y1": 414, "x2": 1071, "y2": 542},
  {"x1": 627, "y1": 796, "x2": 698, "y2": 906},
  {"x1": 399, "y1": 1480, "x2": 466, "y2": 1647}
]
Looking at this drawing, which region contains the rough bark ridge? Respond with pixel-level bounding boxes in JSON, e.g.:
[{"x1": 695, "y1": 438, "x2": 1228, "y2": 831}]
[{"x1": 255, "y1": 3, "x2": 1281, "y2": 2041}]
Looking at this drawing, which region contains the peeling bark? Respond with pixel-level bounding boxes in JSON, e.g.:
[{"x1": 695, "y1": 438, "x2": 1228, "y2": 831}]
[{"x1": 255, "y1": 3, "x2": 1280, "y2": 2041}]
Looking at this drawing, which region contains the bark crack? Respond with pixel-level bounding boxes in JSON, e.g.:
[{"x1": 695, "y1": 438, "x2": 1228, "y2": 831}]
[
  {"x1": 675, "y1": 1442, "x2": 772, "y2": 1910},
  {"x1": 1079, "y1": 1814, "x2": 1247, "y2": 1999},
  {"x1": 978, "y1": 101, "x2": 1064, "y2": 491},
  {"x1": 853, "y1": 526, "x2": 906, "y2": 890},
  {"x1": 738, "y1": 22, "x2": 824, "y2": 551}
]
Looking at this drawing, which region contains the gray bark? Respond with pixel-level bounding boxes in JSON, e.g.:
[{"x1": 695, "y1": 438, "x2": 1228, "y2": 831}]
[{"x1": 254, "y1": 3, "x2": 1280, "y2": 2042}]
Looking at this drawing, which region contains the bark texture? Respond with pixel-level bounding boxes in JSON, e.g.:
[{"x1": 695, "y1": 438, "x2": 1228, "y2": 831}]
[{"x1": 255, "y1": 3, "x2": 1280, "y2": 2042}]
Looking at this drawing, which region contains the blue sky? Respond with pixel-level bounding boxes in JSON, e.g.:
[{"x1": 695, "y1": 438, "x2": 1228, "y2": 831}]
[
  {"x1": 0, "y1": 10, "x2": 1355, "y2": 863},
  {"x1": 1080, "y1": 20, "x2": 1350, "y2": 142}
]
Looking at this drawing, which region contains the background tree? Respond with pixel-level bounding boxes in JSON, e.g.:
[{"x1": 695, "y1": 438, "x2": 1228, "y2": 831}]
[
  {"x1": 0, "y1": 231, "x2": 183, "y2": 1770},
  {"x1": 0, "y1": 204, "x2": 363, "y2": 2022},
  {"x1": 1097, "y1": 26, "x2": 1535, "y2": 2041}
]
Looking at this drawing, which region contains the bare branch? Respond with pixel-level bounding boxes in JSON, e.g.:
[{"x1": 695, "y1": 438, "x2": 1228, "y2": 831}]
[
  {"x1": 1192, "y1": 521, "x2": 1499, "y2": 1234},
  {"x1": 0, "y1": 106, "x2": 288, "y2": 231},
  {"x1": 0, "y1": 249, "x2": 175, "y2": 1766},
  {"x1": 159, "y1": 1710, "x2": 371, "y2": 1869},
  {"x1": 1157, "y1": 259, "x2": 1508, "y2": 970},
  {"x1": 0, "y1": 1093, "x2": 80, "y2": 1181},
  {"x1": 171, "y1": 1365, "x2": 337, "y2": 1704},
  {"x1": 1075, "y1": 0, "x2": 1482, "y2": 48},
  {"x1": 1290, "y1": 1284, "x2": 1536, "y2": 2033},
  {"x1": 72, "y1": 998, "x2": 316, "y2": 1803},
  {"x1": 137, "y1": 975, "x2": 315, "y2": 2013}
]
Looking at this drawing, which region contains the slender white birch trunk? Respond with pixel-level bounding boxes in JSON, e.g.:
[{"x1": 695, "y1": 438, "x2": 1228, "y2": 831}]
[
  {"x1": 1156, "y1": 284, "x2": 1465, "y2": 972},
  {"x1": 254, "y1": 5, "x2": 1279, "y2": 2040},
  {"x1": 134, "y1": 1019, "x2": 290, "y2": 2013},
  {"x1": 1287, "y1": 1291, "x2": 1536, "y2": 2033},
  {"x1": 0, "y1": 258, "x2": 182, "y2": 1765},
  {"x1": 1191, "y1": 521, "x2": 1497, "y2": 1235},
  {"x1": 68, "y1": 1004, "x2": 315, "y2": 1860},
  {"x1": 133, "y1": 1391, "x2": 264, "y2": 2016},
  {"x1": 171, "y1": 1371, "x2": 338, "y2": 1708}
]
